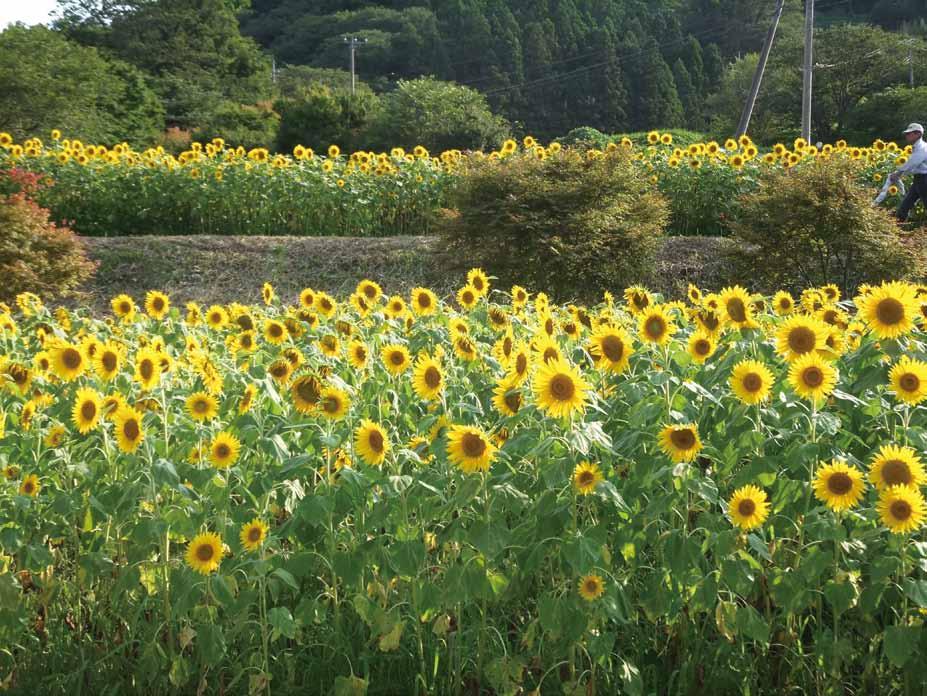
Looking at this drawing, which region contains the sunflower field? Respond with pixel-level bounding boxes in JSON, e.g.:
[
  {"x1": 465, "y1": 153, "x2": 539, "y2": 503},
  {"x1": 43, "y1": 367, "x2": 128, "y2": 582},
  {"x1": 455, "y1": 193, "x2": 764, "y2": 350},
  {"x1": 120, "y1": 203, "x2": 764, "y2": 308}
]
[
  {"x1": 0, "y1": 130, "x2": 918, "y2": 238},
  {"x1": 1, "y1": 272, "x2": 927, "y2": 695}
]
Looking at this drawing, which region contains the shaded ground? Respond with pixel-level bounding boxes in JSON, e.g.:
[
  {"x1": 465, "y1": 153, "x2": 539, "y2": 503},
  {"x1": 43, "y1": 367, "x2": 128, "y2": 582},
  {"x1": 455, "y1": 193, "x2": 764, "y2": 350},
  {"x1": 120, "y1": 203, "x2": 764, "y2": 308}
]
[{"x1": 75, "y1": 235, "x2": 729, "y2": 311}]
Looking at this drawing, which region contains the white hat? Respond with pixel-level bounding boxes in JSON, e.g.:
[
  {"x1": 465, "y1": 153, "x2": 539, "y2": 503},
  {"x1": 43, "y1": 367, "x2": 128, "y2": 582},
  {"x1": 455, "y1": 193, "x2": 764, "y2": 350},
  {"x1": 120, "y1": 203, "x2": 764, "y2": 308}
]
[{"x1": 903, "y1": 123, "x2": 924, "y2": 134}]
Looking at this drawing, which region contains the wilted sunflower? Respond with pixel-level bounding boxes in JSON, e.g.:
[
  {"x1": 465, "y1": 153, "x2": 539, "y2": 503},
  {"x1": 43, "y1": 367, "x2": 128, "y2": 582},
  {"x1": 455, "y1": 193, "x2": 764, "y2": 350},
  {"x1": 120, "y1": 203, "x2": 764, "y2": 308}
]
[
  {"x1": 382, "y1": 344, "x2": 411, "y2": 376},
  {"x1": 624, "y1": 286, "x2": 652, "y2": 315},
  {"x1": 888, "y1": 355, "x2": 927, "y2": 405},
  {"x1": 355, "y1": 419, "x2": 390, "y2": 466},
  {"x1": 658, "y1": 424, "x2": 702, "y2": 463},
  {"x1": 19, "y1": 474, "x2": 40, "y2": 497},
  {"x1": 113, "y1": 406, "x2": 145, "y2": 453},
  {"x1": 727, "y1": 485, "x2": 770, "y2": 530},
  {"x1": 209, "y1": 431, "x2": 241, "y2": 469},
  {"x1": 72, "y1": 387, "x2": 102, "y2": 434},
  {"x1": 813, "y1": 460, "x2": 865, "y2": 511},
  {"x1": 412, "y1": 355, "x2": 444, "y2": 401},
  {"x1": 638, "y1": 306, "x2": 676, "y2": 345},
  {"x1": 775, "y1": 316, "x2": 827, "y2": 362},
  {"x1": 573, "y1": 461, "x2": 604, "y2": 495},
  {"x1": 51, "y1": 342, "x2": 87, "y2": 382},
  {"x1": 869, "y1": 444, "x2": 925, "y2": 491},
  {"x1": 410, "y1": 288, "x2": 437, "y2": 316},
  {"x1": 730, "y1": 359, "x2": 774, "y2": 405},
  {"x1": 687, "y1": 331, "x2": 716, "y2": 364},
  {"x1": 788, "y1": 353, "x2": 837, "y2": 404},
  {"x1": 319, "y1": 386, "x2": 350, "y2": 420},
  {"x1": 446, "y1": 424, "x2": 496, "y2": 474},
  {"x1": 240, "y1": 519, "x2": 269, "y2": 552},
  {"x1": 877, "y1": 485, "x2": 925, "y2": 534},
  {"x1": 533, "y1": 358, "x2": 590, "y2": 419},
  {"x1": 856, "y1": 281, "x2": 918, "y2": 339},
  {"x1": 186, "y1": 532, "x2": 223, "y2": 575},
  {"x1": 186, "y1": 392, "x2": 218, "y2": 422},
  {"x1": 577, "y1": 573, "x2": 605, "y2": 601},
  {"x1": 588, "y1": 327, "x2": 633, "y2": 374},
  {"x1": 319, "y1": 334, "x2": 340, "y2": 358},
  {"x1": 144, "y1": 291, "x2": 170, "y2": 320}
]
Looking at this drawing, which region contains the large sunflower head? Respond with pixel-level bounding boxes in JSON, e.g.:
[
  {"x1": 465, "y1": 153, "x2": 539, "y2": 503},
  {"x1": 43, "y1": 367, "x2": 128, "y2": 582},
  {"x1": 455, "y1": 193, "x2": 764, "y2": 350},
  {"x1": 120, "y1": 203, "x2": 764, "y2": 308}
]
[
  {"x1": 51, "y1": 343, "x2": 87, "y2": 382},
  {"x1": 772, "y1": 291, "x2": 795, "y2": 316},
  {"x1": 589, "y1": 327, "x2": 633, "y2": 374},
  {"x1": 113, "y1": 406, "x2": 145, "y2": 454},
  {"x1": 290, "y1": 374, "x2": 321, "y2": 414},
  {"x1": 728, "y1": 485, "x2": 770, "y2": 530},
  {"x1": 209, "y1": 431, "x2": 241, "y2": 469},
  {"x1": 134, "y1": 348, "x2": 161, "y2": 391},
  {"x1": 638, "y1": 306, "x2": 676, "y2": 345},
  {"x1": 573, "y1": 461, "x2": 604, "y2": 495},
  {"x1": 787, "y1": 353, "x2": 837, "y2": 405},
  {"x1": 813, "y1": 460, "x2": 866, "y2": 512},
  {"x1": 888, "y1": 355, "x2": 927, "y2": 405},
  {"x1": 855, "y1": 281, "x2": 919, "y2": 340},
  {"x1": 658, "y1": 423, "x2": 702, "y2": 463},
  {"x1": 319, "y1": 386, "x2": 350, "y2": 420},
  {"x1": 185, "y1": 532, "x2": 223, "y2": 575},
  {"x1": 240, "y1": 519, "x2": 269, "y2": 552},
  {"x1": 186, "y1": 391, "x2": 218, "y2": 422},
  {"x1": 263, "y1": 319, "x2": 288, "y2": 345},
  {"x1": 19, "y1": 473, "x2": 41, "y2": 497},
  {"x1": 410, "y1": 288, "x2": 437, "y2": 316},
  {"x1": 381, "y1": 344, "x2": 411, "y2": 376},
  {"x1": 730, "y1": 359, "x2": 774, "y2": 405},
  {"x1": 348, "y1": 340, "x2": 369, "y2": 370},
  {"x1": 412, "y1": 355, "x2": 444, "y2": 401},
  {"x1": 356, "y1": 279, "x2": 382, "y2": 304},
  {"x1": 532, "y1": 358, "x2": 589, "y2": 419},
  {"x1": 355, "y1": 419, "x2": 390, "y2": 466},
  {"x1": 491, "y1": 375, "x2": 523, "y2": 417},
  {"x1": 687, "y1": 331, "x2": 716, "y2": 364},
  {"x1": 719, "y1": 286, "x2": 754, "y2": 327},
  {"x1": 869, "y1": 444, "x2": 925, "y2": 491},
  {"x1": 72, "y1": 387, "x2": 102, "y2": 434},
  {"x1": 467, "y1": 268, "x2": 490, "y2": 297},
  {"x1": 144, "y1": 290, "x2": 170, "y2": 320},
  {"x1": 446, "y1": 424, "x2": 497, "y2": 474},
  {"x1": 577, "y1": 573, "x2": 605, "y2": 601},
  {"x1": 456, "y1": 285, "x2": 479, "y2": 311},
  {"x1": 774, "y1": 315, "x2": 827, "y2": 362},
  {"x1": 877, "y1": 485, "x2": 925, "y2": 534}
]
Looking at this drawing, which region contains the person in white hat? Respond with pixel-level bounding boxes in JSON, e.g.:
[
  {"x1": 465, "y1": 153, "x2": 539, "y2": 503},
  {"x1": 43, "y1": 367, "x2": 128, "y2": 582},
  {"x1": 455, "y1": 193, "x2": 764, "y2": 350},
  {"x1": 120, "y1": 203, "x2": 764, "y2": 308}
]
[{"x1": 891, "y1": 123, "x2": 927, "y2": 221}]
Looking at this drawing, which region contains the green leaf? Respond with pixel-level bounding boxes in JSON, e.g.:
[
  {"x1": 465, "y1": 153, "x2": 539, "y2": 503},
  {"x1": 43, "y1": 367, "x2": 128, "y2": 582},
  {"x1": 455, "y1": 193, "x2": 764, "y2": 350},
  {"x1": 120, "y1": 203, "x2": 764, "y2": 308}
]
[
  {"x1": 619, "y1": 658, "x2": 643, "y2": 696},
  {"x1": 268, "y1": 606, "x2": 297, "y2": 639},
  {"x1": 332, "y1": 675, "x2": 368, "y2": 696},
  {"x1": 271, "y1": 568, "x2": 299, "y2": 592},
  {"x1": 903, "y1": 578, "x2": 927, "y2": 608},
  {"x1": 823, "y1": 578, "x2": 856, "y2": 616},
  {"x1": 0, "y1": 573, "x2": 19, "y2": 611},
  {"x1": 197, "y1": 624, "x2": 226, "y2": 664},
  {"x1": 210, "y1": 575, "x2": 236, "y2": 606},
  {"x1": 152, "y1": 458, "x2": 180, "y2": 489},
  {"x1": 389, "y1": 540, "x2": 425, "y2": 577},
  {"x1": 883, "y1": 625, "x2": 919, "y2": 667},
  {"x1": 735, "y1": 604, "x2": 769, "y2": 644}
]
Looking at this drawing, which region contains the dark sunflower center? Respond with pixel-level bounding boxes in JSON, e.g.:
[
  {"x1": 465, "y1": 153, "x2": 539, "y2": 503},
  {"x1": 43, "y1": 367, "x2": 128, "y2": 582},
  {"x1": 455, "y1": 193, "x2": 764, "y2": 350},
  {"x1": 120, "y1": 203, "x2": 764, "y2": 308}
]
[
  {"x1": 701, "y1": 313, "x2": 720, "y2": 331},
  {"x1": 209, "y1": 312, "x2": 222, "y2": 324},
  {"x1": 418, "y1": 293, "x2": 431, "y2": 308},
  {"x1": 62, "y1": 348, "x2": 82, "y2": 370},
  {"x1": 271, "y1": 364, "x2": 289, "y2": 378},
  {"x1": 355, "y1": 347, "x2": 367, "y2": 361},
  {"x1": 504, "y1": 391, "x2": 521, "y2": 412},
  {"x1": 742, "y1": 373, "x2": 763, "y2": 393},
  {"x1": 601, "y1": 335, "x2": 624, "y2": 362},
  {"x1": 882, "y1": 460, "x2": 912, "y2": 486},
  {"x1": 269, "y1": 323, "x2": 283, "y2": 337},
  {"x1": 670, "y1": 428, "x2": 696, "y2": 450},
  {"x1": 788, "y1": 327, "x2": 815, "y2": 354},
  {"x1": 23, "y1": 482, "x2": 34, "y2": 494},
  {"x1": 899, "y1": 373, "x2": 920, "y2": 392},
  {"x1": 737, "y1": 499, "x2": 756, "y2": 517},
  {"x1": 196, "y1": 544, "x2": 215, "y2": 562},
  {"x1": 368, "y1": 429, "x2": 384, "y2": 453},
  {"x1": 462, "y1": 292, "x2": 474, "y2": 304},
  {"x1": 827, "y1": 472, "x2": 853, "y2": 495},
  {"x1": 694, "y1": 339, "x2": 711, "y2": 356},
  {"x1": 193, "y1": 399, "x2": 208, "y2": 413},
  {"x1": 140, "y1": 360, "x2": 153, "y2": 380},
  {"x1": 424, "y1": 366, "x2": 441, "y2": 389},
  {"x1": 584, "y1": 579, "x2": 599, "y2": 594},
  {"x1": 515, "y1": 354, "x2": 527, "y2": 374},
  {"x1": 876, "y1": 298, "x2": 904, "y2": 326},
  {"x1": 248, "y1": 527, "x2": 262, "y2": 542},
  {"x1": 577, "y1": 470, "x2": 594, "y2": 486},
  {"x1": 802, "y1": 367, "x2": 824, "y2": 388},
  {"x1": 241, "y1": 335, "x2": 253, "y2": 349},
  {"x1": 502, "y1": 337, "x2": 513, "y2": 356},
  {"x1": 390, "y1": 352, "x2": 405, "y2": 366},
  {"x1": 123, "y1": 419, "x2": 140, "y2": 440},
  {"x1": 296, "y1": 379, "x2": 320, "y2": 404},
  {"x1": 461, "y1": 432, "x2": 486, "y2": 458},
  {"x1": 215, "y1": 444, "x2": 231, "y2": 459},
  {"x1": 549, "y1": 374, "x2": 576, "y2": 401},
  {"x1": 542, "y1": 347, "x2": 558, "y2": 363},
  {"x1": 727, "y1": 299, "x2": 747, "y2": 323},
  {"x1": 645, "y1": 317, "x2": 665, "y2": 339},
  {"x1": 890, "y1": 499, "x2": 912, "y2": 521},
  {"x1": 81, "y1": 401, "x2": 97, "y2": 420},
  {"x1": 237, "y1": 315, "x2": 254, "y2": 330},
  {"x1": 119, "y1": 301, "x2": 131, "y2": 314},
  {"x1": 363, "y1": 285, "x2": 377, "y2": 299},
  {"x1": 323, "y1": 397, "x2": 340, "y2": 413},
  {"x1": 152, "y1": 298, "x2": 164, "y2": 311},
  {"x1": 472, "y1": 277, "x2": 484, "y2": 291}
]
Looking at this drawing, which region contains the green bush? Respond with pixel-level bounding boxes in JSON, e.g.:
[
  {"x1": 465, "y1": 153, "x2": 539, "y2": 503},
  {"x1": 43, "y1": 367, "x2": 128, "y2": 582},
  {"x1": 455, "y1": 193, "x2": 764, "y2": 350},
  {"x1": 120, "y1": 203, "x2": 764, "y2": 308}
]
[
  {"x1": 442, "y1": 147, "x2": 669, "y2": 300},
  {"x1": 0, "y1": 175, "x2": 95, "y2": 303},
  {"x1": 724, "y1": 156, "x2": 924, "y2": 295}
]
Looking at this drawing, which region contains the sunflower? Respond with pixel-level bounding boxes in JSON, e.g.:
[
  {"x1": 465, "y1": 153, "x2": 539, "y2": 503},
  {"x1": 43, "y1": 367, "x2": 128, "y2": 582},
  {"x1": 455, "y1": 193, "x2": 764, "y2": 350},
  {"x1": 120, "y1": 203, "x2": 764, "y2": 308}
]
[
  {"x1": 410, "y1": 288, "x2": 437, "y2": 316},
  {"x1": 467, "y1": 268, "x2": 490, "y2": 297},
  {"x1": 111, "y1": 294, "x2": 136, "y2": 320},
  {"x1": 412, "y1": 355, "x2": 444, "y2": 401},
  {"x1": 355, "y1": 420, "x2": 390, "y2": 466},
  {"x1": 144, "y1": 291, "x2": 170, "y2": 320},
  {"x1": 638, "y1": 306, "x2": 676, "y2": 345},
  {"x1": 577, "y1": 573, "x2": 605, "y2": 601},
  {"x1": 385, "y1": 295, "x2": 408, "y2": 319},
  {"x1": 813, "y1": 460, "x2": 866, "y2": 512},
  {"x1": 730, "y1": 359, "x2": 774, "y2": 405},
  {"x1": 315, "y1": 293, "x2": 337, "y2": 318},
  {"x1": 299, "y1": 288, "x2": 316, "y2": 309},
  {"x1": 72, "y1": 387, "x2": 102, "y2": 434},
  {"x1": 533, "y1": 335, "x2": 561, "y2": 365},
  {"x1": 775, "y1": 316, "x2": 827, "y2": 362},
  {"x1": 269, "y1": 358, "x2": 293, "y2": 385},
  {"x1": 877, "y1": 485, "x2": 925, "y2": 534},
  {"x1": 134, "y1": 348, "x2": 161, "y2": 391},
  {"x1": 507, "y1": 344, "x2": 532, "y2": 385},
  {"x1": 446, "y1": 424, "x2": 497, "y2": 474},
  {"x1": 356, "y1": 279, "x2": 382, "y2": 304},
  {"x1": 19, "y1": 474, "x2": 40, "y2": 497},
  {"x1": 319, "y1": 386, "x2": 350, "y2": 420},
  {"x1": 209, "y1": 431, "x2": 241, "y2": 469},
  {"x1": 856, "y1": 281, "x2": 919, "y2": 339},
  {"x1": 719, "y1": 286, "x2": 754, "y2": 328},
  {"x1": 51, "y1": 342, "x2": 87, "y2": 382},
  {"x1": 686, "y1": 284, "x2": 702, "y2": 305},
  {"x1": 291, "y1": 374, "x2": 322, "y2": 414},
  {"x1": 788, "y1": 353, "x2": 837, "y2": 404},
  {"x1": 888, "y1": 355, "x2": 927, "y2": 405},
  {"x1": 658, "y1": 424, "x2": 702, "y2": 463},
  {"x1": 381, "y1": 344, "x2": 411, "y2": 376},
  {"x1": 511, "y1": 285, "x2": 529, "y2": 307},
  {"x1": 236, "y1": 330, "x2": 258, "y2": 353},
  {"x1": 624, "y1": 286, "x2": 652, "y2": 315},
  {"x1": 44, "y1": 424, "x2": 67, "y2": 449},
  {"x1": 457, "y1": 286, "x2": 479, "y2": 311},
  {"x1": 113, "y1": 406, "x2": 145, "y2": 454},
  {"x1": 727, "y1": 485, "x2": 770, "y2": 530},
  {"x1": 263, "y1": 319, "x2": 288, "y2": 345},
  {"x1": 186, "y1": 392, "x2": 218, "y2": 422},
  {"x1": 533, "y1": 358, "x2": 590, "y2": 419},
  {"x1": 185, "y1": 532, "x2": 223, "y2": 575},
  {"x1": 869, "y1": 444, "x2": 925, "y2": 491},
  {"x1": 588, "y1": 327, "x2": 633, "y2": 374},
  {"x1": 687, "y1": 331, "x2": 716, "y2": 364},
  {"x1": 239, "y1": 383, "x2": 257, "y2": 415},
  {"x1": 492, "y1": 376, "x2": 523, "y2": 416},
  {"x1": 573, "y1": 461, "x2": 604, "y2": 495},
  {"x1": 344, "y1": 340, "x2": 367, "y2": 370},
  {"x1": 319, "y1": 334, "x2": 340, "y2": 358},
  {"x1": 240, "y1": 519, "x2": 269, "y2": 552},
  {"x1": 772, "y1": 291, "x2": 795, "y2": 316},
  {"x1": 205, "y1": 305, "x2": 229, "y2": 330}
]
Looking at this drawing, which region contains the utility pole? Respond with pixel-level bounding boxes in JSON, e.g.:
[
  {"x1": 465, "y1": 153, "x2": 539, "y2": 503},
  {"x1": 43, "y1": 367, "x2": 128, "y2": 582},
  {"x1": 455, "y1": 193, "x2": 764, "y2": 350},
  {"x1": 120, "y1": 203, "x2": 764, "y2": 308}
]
[
  {"x1": 801, "y1": 0, "x2": 814, "y2": 141},
  {"x1": 344, "y1": 37, "x2": 367, "y2": 95},
  {"x1": 272, "y1": 55, "x2": 277, "y2": 85},
  {"x1": 736, "y1": 0, "x2": 786, "y2": 137}
]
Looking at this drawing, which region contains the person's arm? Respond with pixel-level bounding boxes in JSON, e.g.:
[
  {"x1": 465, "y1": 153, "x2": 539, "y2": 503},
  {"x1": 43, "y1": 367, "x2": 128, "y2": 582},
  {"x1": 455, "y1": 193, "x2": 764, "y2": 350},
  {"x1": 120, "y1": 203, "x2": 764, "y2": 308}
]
[{"x1": 892, "y1": 143, "x2": 927, "y2": 179}]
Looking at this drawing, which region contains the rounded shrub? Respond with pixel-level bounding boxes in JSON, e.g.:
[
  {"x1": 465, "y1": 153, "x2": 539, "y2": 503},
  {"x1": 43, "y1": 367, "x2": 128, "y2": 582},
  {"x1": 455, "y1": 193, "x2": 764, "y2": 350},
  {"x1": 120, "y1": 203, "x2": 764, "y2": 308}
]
[
  {"x1": 724, "y1": 156, "x2": 925, "y2": 295},
  {"x1": 442, "y1": 147, "x2": 669, "y2": 301}
]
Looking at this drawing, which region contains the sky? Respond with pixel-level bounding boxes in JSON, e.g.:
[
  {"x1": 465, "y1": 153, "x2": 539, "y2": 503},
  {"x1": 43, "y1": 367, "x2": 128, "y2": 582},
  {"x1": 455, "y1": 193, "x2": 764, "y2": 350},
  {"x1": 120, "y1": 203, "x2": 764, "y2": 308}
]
[{"x1": 0, "y1": 0, "x2": 57, "y2": 28}]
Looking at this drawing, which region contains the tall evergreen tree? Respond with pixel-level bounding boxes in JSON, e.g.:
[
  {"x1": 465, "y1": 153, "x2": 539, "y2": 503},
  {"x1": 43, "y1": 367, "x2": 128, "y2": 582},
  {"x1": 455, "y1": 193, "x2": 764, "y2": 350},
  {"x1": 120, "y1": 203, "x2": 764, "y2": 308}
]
[{"x1": 631, "y1": 38, "x2": 684, "y2": 130}]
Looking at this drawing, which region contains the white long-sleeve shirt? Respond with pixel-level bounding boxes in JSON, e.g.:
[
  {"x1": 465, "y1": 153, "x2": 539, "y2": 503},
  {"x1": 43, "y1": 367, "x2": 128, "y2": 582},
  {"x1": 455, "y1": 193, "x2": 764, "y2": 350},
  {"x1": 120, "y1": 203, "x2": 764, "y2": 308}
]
[{"x1": 897, "y1": 138, "x2": 927, "y2": 175}]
